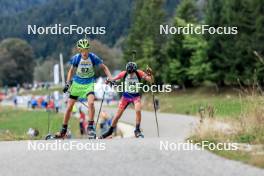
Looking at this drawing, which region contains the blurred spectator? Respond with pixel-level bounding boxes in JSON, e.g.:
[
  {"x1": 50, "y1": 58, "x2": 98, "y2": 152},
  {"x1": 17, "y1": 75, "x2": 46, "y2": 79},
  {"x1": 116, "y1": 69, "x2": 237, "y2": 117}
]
[
  {"x1": 55, "y1": 100, "x2": 60, "y2": 113},
  {"x1": 47, "y1": 99, "x2": 55, "y2": 110},
  {"x1": 16, "y1": 83, "x2": 20, "y2": 94},
  {"x1": 27, "y1": 98, "x2": 31, "y2": 109},
  {"x1": 31, "y1": 97, "x2": 38, "y2": 109},
  {"x1": 0, "y1": 92, "x2": 5, "y2": 102},
  {"x1": 41, "y1": 99, "x2": 48, "y2": 109},
  {"x1": 13, "y1": 96, "x2": 18, "y2": 107},
  {"x1": 4, "y1": 85, "x2": 8, "y2": 96},
  {"x1": 45, "y1": 82, "x2": 50, "y2": 90}
]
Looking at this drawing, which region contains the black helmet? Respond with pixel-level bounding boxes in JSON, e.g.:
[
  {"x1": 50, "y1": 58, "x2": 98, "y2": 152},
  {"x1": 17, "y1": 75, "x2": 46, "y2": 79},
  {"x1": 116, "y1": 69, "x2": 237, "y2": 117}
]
[{"x1": 126, "y1": 62, "x2": 137, "y2": 73}]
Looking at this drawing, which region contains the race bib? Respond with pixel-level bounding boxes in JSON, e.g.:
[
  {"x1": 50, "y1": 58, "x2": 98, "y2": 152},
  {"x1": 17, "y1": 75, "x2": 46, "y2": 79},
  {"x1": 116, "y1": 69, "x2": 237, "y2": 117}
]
[
  {"x1": 124, "y1": 74, "x2": 140, "y2": 93},
  {"x1": 76, "y1": 58, "x2": 94, "y2": 78}
]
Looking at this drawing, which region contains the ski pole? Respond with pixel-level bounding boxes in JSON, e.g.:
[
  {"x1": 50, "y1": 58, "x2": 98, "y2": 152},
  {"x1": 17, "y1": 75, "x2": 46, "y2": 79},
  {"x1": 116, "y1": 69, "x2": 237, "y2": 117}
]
[
  {"x1": 95, "y1": 90, "x2": 106, "y2": 133},
  {"x1": 152, "y1": 92, "x2": 160, "y2": 137},
  {"x1": 94, "y1": 79, "x2": 117, "y2": 128},
  {"x1": 78, "y1": 99, "x2": 89, "y2": 109},
  {"x1": 147, "y1": 65, "x2": 160, "y2": 137}
]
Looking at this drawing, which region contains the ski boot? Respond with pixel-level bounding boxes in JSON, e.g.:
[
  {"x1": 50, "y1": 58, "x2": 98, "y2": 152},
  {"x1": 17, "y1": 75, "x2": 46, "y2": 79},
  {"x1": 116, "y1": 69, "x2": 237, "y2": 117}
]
[
  {"x1": 134, "y1": 129, "x2": 144, "y2": 138},
  {"x1": 99, "y1": 126, "x2": 115, "y2": 139},
  {"x1": 52, "y1": 125, "x2": 67, "y2": 139},
  {"x1": 87, "y1": 125, "x2": 96, "y2": 139}
]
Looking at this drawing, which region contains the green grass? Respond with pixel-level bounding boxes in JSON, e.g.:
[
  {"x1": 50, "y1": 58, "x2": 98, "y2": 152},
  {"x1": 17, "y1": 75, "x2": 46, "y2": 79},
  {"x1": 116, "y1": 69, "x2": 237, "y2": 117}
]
[
  {"x1": 143, "y1": 88, "x2": 251, "y2": 119},
  {"x1": 0, "y1": 107, "x2": 80, "y2": 140}
]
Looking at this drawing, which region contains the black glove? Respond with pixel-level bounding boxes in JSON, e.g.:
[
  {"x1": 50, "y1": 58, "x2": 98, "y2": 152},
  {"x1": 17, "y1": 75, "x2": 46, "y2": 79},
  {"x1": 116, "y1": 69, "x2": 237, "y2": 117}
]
[
  {"x1": 105, "y1": 78, "x2": 116, "y2": 86},
  {"x1": 105, "y1": 78, "x2": 111, "y2": 84},
  {"x1": 110, "y1": 81, "x2": 117, "y2": 86},
  {"x1": 63, "y1": 81, "x2": 72, "y2": 93}
]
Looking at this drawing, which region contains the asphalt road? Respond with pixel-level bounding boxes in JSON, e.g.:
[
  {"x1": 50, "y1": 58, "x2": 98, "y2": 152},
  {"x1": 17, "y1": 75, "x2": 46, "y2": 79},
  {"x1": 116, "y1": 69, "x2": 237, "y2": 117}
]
[{"x1": 1, "y1": 102, "x2": 264, "y2": 176}]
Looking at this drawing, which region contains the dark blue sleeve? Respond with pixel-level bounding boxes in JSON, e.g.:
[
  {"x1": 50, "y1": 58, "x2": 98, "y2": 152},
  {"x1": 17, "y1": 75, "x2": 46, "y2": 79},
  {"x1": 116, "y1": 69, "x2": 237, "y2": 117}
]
[
  {"x1": 69, "y1": 54, "x2": 80, "y2": 67},
  {"x1": 90, "y1": 53, "x2": 103, "y2": 66}
]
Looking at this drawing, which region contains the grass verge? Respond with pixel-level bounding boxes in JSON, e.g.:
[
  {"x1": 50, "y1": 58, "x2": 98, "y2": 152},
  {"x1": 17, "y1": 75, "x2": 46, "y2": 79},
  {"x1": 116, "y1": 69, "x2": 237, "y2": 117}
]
[{"x1": 0, "y1": 106, "x2": 80, "y2": 140}]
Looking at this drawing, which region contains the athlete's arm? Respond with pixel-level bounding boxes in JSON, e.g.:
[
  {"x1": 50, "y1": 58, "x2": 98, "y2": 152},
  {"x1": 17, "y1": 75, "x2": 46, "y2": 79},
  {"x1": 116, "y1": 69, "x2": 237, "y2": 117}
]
[
  {"x1": 66, "y1": 66, "x2": 75, "y2": 83},
  {"x1": 112, "y1": 71, "x2": 126, "y2": 81},
  {"x1": 63, "y1": 66, "x2": 75, "y2": 93},
  {"x1": 99, "y1": 64, "x2": 113, "y2": 80}
]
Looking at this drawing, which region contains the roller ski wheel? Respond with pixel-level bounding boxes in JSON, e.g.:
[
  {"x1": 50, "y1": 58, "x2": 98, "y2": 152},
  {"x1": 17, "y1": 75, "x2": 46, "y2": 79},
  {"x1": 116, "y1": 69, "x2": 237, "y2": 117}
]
[{"x1": 45, "y1": 132, "x2": 67, "y2": 140}]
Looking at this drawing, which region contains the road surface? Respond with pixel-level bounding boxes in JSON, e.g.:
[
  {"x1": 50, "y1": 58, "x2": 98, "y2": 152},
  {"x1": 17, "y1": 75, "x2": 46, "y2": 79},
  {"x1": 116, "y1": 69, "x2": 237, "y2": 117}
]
[{"x1": 0, "y1": 102, "x2": 264, "y2": 176}]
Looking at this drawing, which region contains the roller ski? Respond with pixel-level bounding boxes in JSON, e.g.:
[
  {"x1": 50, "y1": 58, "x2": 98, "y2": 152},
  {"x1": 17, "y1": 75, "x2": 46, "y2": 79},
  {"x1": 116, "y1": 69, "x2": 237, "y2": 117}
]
[
  {"x1": 45, "y1": 132, "x2": 68, "y2": 140},
  {"x1": 45, "y1": 125, "x2": 69, "y2": 140},
  {"x1": 45, "y1": 133, "x2": 68, "y2": 140}
]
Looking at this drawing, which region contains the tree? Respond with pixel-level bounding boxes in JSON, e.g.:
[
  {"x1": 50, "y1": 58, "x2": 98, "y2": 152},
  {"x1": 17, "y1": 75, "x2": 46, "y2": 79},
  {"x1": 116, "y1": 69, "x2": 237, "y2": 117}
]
[
  {"x1": 124, "y1": 0, "x2": 166, "y2": 83},
  {"x1": 176, "y1": 0, "x2": 199, "y2": 23},
  {"x1": 0, "y1": 38, "x2": 35, "y2": 86},
  {"x1": 205, "y1": 0, "x2": 225, "y2": 86},
  {"x1": 206, "y1": 0, "x2": 264, "y2": 86},
  {"x1": 185, "y1": 33, "x2": 212, "y2": 85},
  {"x1": 33, "y1": 58, "x2": 55, "y2": 82},
  {"x1": 165, "y1": 17, "x2": 211, "y2": 87}
]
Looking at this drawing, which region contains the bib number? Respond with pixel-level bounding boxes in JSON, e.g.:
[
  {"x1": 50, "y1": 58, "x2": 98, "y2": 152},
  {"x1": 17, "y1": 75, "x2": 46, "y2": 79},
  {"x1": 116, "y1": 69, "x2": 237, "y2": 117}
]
[{"x1": 77, "y1": 65, "x2": 94, "y2": 78}]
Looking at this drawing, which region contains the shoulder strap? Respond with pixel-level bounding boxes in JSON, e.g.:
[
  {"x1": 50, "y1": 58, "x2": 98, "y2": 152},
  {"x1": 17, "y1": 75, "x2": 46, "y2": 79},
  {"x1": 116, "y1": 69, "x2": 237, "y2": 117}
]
[
  {"x1": 89, "y1": 53, "x2": 96, "y2": 66},
  {"x1": 135, "y1": 70, "x2": 141, "y2": 82},
  {"x1": 76, "y1": 54, "x2": 81, "y2": 67},
  {"x1": 123, "y1": 71, "x2": 128, "y2": 81}
]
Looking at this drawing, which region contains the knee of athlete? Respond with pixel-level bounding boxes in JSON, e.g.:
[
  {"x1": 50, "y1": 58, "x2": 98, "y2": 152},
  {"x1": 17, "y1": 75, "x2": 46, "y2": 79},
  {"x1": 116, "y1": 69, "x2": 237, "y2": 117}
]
[
  {"x1": 135, "y1": 102, "x2": 142, "y2": 110},
  {"x1": 135, "y1": 106, "x2": 142, "y2": 112}
]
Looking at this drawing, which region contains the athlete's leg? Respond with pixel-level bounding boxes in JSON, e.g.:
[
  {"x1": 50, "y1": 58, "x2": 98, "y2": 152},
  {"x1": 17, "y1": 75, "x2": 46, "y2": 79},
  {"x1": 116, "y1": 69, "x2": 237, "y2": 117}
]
[
  {"x1": 134, "y1": 97, "x2": 142, "y2": 129},
  {"x1": 87, "y1": 93, "x2": 95, "y2": 122},
  {"x1": 63, "y1": 98, "x2": 76, "y2": 124},
  {"x1": 134, "y1": 97, "x2": 144, "y2": 138},
  {"x1": 111, "y1": 108, "x2": 126, "y2": 127},
  {"x1": 86, "y1": 93, "x2": 96, "y2": 138},
  {"x1": 100, "y1": 97, "x2": 128, "y2": 138},
  {"x1": 55, "y1": 98, "x2": 76, "y2": 138},
  {"x1": 111, "y1": 96, "x2": 130, "y2": 127}
]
